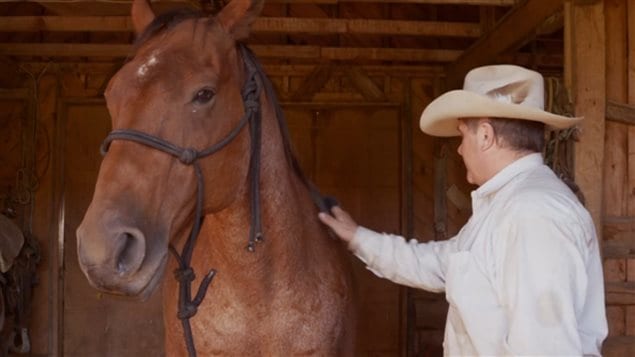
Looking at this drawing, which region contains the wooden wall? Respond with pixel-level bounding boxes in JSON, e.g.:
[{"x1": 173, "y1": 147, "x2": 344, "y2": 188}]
[
  {"x1": 565, "y1": 0, "x2": 635, "y2": 354},
  {"x1": 595, "y1": 0, "x2": 635, "y2": 354},
  {"x1": 0, "y1": 61, "x2": 446, "y2": 356}
]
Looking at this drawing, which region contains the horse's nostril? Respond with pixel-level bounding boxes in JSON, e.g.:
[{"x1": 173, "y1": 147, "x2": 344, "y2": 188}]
[{"x1": 115, "y1": 231, "x2": 145, "y2": 275}]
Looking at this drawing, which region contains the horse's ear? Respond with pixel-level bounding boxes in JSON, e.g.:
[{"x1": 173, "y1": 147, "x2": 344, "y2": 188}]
[
  {"x1": 216, "y1": 0, "x2": 264, "y2": 41},
  {"x1": 131, "y1": 0, "x2": 156, "y2": 35}
]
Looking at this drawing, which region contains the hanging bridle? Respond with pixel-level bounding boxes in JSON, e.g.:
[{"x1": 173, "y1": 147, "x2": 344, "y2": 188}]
[{"x1": 101, "y1": 45, "x2": 265, "y2": 357}]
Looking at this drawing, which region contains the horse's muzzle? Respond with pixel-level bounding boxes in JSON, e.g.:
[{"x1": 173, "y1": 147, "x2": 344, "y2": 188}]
[{"x1": 76, "y1": 220, "x2": 165, "y2": 299}]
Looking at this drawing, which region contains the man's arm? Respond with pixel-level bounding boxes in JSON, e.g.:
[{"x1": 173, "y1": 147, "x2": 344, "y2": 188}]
[{"x1": 319, "y1": 206, "x2": 457, "y2": 292}]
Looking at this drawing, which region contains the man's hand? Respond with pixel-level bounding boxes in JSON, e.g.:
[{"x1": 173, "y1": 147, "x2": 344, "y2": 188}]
[{"x1": 318, "y1": 206, "x2": 358, "y2": 243}]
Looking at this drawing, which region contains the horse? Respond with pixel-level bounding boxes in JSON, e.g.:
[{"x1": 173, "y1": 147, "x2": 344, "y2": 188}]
[{"x1": 75, "y1": 0, "x2": 355, "y2": 355}]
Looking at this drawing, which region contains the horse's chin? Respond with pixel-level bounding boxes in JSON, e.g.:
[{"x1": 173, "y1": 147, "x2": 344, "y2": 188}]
[
  {"x1": 83, "y1": 253, "x2": 168, "y2": 301},
  {"x1": 133, "y1": 254, "x2": 167, "y2": 301}
]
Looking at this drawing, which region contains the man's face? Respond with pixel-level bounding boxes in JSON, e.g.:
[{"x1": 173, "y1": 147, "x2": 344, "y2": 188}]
[{"x1": 457, "y1": 120, "x2": 481, "y2": 185}]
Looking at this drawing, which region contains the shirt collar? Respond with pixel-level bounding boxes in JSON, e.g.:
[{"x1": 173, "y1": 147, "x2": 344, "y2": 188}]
[{"x1": 473, "y1": 152, "x2": 544, "y2": 199}]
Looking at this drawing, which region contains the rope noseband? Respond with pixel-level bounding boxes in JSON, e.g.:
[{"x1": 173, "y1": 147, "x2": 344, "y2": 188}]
[{"x1": 101, "y1": 45, "x2": 263, "y2": 357}]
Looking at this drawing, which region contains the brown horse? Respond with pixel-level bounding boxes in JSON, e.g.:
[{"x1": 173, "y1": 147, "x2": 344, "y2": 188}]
[{"x1": 75, "y1": 0, "x2": 355, "y2": 355}]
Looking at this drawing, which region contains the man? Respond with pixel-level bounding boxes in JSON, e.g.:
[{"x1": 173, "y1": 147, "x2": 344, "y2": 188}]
[{"x1": 319, "y1": 65, "x2": 608, "y2": 356}]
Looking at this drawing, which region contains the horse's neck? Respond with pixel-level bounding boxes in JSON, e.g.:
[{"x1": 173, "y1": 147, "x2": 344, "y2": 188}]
[{"x1": 196, "y1": 93, "x2": 320, "y2": 274}]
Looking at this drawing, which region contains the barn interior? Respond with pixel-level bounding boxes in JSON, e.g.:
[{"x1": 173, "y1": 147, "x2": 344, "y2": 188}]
[{"x1": 0, "y1": 0, "x2": 633, "y2": 356}]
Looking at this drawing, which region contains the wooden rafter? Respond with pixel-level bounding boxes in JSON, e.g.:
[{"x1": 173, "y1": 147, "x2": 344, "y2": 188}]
[
  {"x1": 290, "y1": 64, "x2": 334, "y2": 101},
  {"x1": 445, "y1": 0, "x2": 565, "y2": 88},
  {"x1": 266, "y1": 0, "x2": 515, "y2": 4},
  {"x1": 0, "y1": 43, "x2": 563, "y2": 66},
  {"x1": 342, "y1": 66, "x2": 387, "y2": 102},
  {"x1": 24, "y1": 0, "x2": 516, "y2": 5},
  {"x1": 0, "y1": 43, "x2": 463, "y2": 62},
  {"x1": 0, "y1": 16, "x2": 481, "y2": 38}
]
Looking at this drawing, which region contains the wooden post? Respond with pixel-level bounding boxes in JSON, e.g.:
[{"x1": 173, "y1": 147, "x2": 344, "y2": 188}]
[
  {"x1": 627, "y1": 0, "x2": 635, "y2": 220},
  {"x1": 626, "y1": 0, "x2": 635, "y2": 338},
  {"x1": 30, "y1": 69, "x2": 61, "y2": 356},
  {"x1": 603, "y1": 0, "x2": 630, "y2": 340},
  {"x1": 446, "y1": 0, "x2": 564, "y2": 89},
  {"x1": 564, "y1": 0, "x2": 605, "y2": 234}
]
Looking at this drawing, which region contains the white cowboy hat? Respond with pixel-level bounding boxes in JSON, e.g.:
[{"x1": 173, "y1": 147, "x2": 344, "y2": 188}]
[{"x1": 419, "y1": 64, "x2": 582, "y2": 137}]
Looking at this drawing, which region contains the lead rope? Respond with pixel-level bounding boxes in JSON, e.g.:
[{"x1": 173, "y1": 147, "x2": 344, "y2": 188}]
[
  {"x1": 242, "y1": 46, "x2": 264, "y2": 251},
  {"x1": 242, "y1": 46, "x2": 339, "y2": 219}
]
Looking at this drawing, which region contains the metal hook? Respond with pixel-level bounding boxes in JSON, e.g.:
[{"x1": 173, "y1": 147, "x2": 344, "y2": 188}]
[{"x1": 9, "y1": 327, "x2": 30, "y2": 354}]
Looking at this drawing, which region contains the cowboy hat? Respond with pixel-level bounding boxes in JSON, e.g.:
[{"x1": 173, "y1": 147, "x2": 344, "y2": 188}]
[{"x1": 419, "y1": 64, "x2": 582, "y2": 137}]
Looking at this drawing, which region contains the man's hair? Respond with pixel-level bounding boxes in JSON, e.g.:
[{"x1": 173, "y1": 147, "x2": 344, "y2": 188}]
[{"x1": 465, "y1": 117, "x2": 545, "y2": 153}]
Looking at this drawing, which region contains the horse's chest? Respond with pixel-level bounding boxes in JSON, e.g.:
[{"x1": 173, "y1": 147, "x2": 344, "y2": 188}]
[{"x1": 165, "y1": 277, "x2": 347, "y2": 355}]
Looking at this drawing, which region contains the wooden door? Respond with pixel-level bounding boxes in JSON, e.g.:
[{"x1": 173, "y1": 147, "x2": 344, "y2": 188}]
[
  {"x1": 60, "y1": 101, "x2": 164, "y2": 357},
  {"x1": 285, "y1": 104, "x2": 404, "y2": 356},
  {"x1": 58, "y1": 101, "x2": 403, "y2": 356}
]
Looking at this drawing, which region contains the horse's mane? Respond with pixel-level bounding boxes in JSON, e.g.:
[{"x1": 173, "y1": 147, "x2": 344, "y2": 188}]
[{"x1": 130, "y1": 9, "x2": 319, "y2": 204}]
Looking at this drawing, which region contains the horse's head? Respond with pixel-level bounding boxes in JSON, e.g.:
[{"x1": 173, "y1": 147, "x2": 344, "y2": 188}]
[{"x1": 76, "y1": 0, "x2": 264, "y2": 299}]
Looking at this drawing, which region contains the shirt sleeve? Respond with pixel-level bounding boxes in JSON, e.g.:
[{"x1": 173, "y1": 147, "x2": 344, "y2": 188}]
[
  {"x1": 497, "y1": 207, "x2": 589, "y2": 355},
  {"x1": 348, "y1": 226, "x2": 458, "y2": 292}
]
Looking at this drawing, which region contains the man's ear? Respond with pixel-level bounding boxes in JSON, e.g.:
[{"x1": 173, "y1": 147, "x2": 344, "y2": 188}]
[{"x1": 477, "y1": 121, "x2": 496, "y2": 151}]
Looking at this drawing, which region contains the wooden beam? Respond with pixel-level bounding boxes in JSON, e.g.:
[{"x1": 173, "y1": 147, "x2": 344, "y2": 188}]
[
  {"x1": 0, "y1": 43, "x2": 131, "y2": 57},
  {"x1": 607, "y1": 101, "x2": 635, "y2": 126},
  {"x1": 627, "y1": 0, "x2": 635, "y2": 227},
  {"x1": 0, "y1": 88, "x2": 29, "y2": 99},
  {"x1": 267, "y1": 0, "x2": 515, "y2": 4},
  {"x1": 18, "y1": 61, "x2": 445, "y2": 78},
  {"x1": 289, "y1": 64, "x2": 334, "y2": 101},
  {"x1": 317, "y1": 47, "x2": 460, "y2": 62},
  {"x1": 565, "y1": 0, "x2": 605, "y2": 236},
  {"x1": 606, "y1": 282, "x2": 635, "y2": 305},
  {"x1": 603, "y1": 336, "x2": 635, "y2": 357},
  {"x1": 445, "y1": 0, "x2": 564, "y2": 89},
  {"x1": 603, "y1": 216, "x2": 635, "y2": 241},
  {"x1": 342, "y1": 66, "x2": 387, "y2": 102},
  {"x1": 34, "y1": 0, "x2": 198, "y2": 16},
  {"x1": 0, "y1": 43, "x2": 564, "y2": 69},
  {"x1": 603, "y1": 0, "x2": 629, "y2": 227},
  {"x1": 22, "y1": 0, "x2": 516, "y2": 3},
  {"x1": 0, "y1": 16, "x2": 134, "y2": 32},
  {"x1": 254, "y1": 18, "x2": 481, "y2": 38},
  {"x1": 603, "y1": 240, "x2": 635, "y2": 260},
  {"x1": 0, "y1": 16, "x2": 481, "y2": 38},
  {"x1": 0, "y1": 43, "x2": 463, "y2": 62}
]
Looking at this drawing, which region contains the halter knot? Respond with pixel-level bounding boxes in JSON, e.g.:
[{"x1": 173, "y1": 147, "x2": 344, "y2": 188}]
[
  {"x1": 177, "y1": 303, "x2": 198, "y2": 320},
  {"x1": 179, "y1": 149, "x2": 198, "y2": 165},
  {"x1": 174, "y1": 267, "x2": 195, "y2": 283},
  {"x1": 244, "y1": 98, "x2": 259, "y2": 113}
]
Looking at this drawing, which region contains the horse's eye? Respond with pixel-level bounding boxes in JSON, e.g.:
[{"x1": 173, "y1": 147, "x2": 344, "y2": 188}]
[{"x1": 193, "y1": 88, "x2": 215, "y2": 104}]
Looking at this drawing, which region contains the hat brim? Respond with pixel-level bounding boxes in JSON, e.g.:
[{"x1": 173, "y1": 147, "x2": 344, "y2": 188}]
[{"x1": 419, "y1": 90, "x2": 583, "y2": 137}]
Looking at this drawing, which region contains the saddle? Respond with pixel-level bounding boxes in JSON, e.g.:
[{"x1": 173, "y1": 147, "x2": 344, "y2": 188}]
[{"x1": 0, "y1": 215, "x2": 23, "y2": 273}]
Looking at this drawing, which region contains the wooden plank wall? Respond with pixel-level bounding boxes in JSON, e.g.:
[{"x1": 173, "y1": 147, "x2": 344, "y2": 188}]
[
  {"x1": 603, "y1": 0, "x2": 629, "y2": 345},
  {"x1": 0, "y1": 61, "x2": 445, "y2": 356},
  {"x1": 569, "y1": 0, "x2": 635, "y2": 354}
]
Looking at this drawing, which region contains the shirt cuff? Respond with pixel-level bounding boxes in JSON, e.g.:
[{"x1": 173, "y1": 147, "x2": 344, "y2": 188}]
[{"x1": 348, "y1": 226, "x2": 372, "y2": 250}]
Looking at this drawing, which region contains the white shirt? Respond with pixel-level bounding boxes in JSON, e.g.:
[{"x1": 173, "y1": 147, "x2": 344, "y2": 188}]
[{"x1": 350, "y1": 153, "x2": 608, "y2": 356}]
